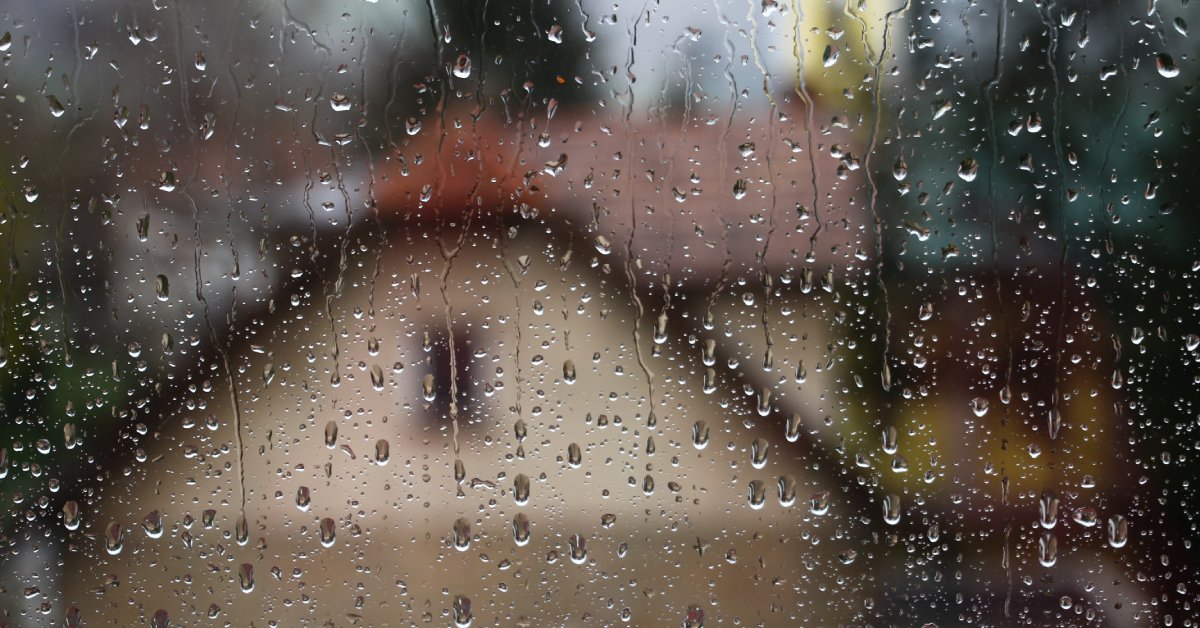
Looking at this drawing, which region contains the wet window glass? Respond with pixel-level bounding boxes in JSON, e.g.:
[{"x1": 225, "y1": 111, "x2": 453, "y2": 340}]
[{"x1": 2, "y1": 0, "x2": 1198, "y2": 625}]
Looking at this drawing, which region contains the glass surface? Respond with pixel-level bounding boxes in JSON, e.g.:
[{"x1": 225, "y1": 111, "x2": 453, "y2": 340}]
[{"x1": 1, "y1": 0, "x2": 1197, "y2": 625}]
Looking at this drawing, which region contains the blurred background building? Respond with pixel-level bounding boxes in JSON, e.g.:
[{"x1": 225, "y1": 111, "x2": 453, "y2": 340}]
[{"x1": 0, "y1": 0, "x2": 1197, "y2": 625}]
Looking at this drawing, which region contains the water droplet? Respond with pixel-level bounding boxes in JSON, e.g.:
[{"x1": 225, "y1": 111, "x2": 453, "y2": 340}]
[
  {"x1": 810, "y1": 491, "x2": 830, "y2": 516},
  {"x1": 882, "y1": 426, "x2": 899, "y2": 454},
  {"x1": 822, "y1": 44, "x2": 839, "y2": 67},
  {"x1": 324, "y1": 421, "x2": 338, "y2": 448},
  {"x1": 957, "y1": 158, "x2": 979, "y2": 181},
  {"x1": 563, "y1": 359, "x2": 576, "y2": 384},
  {"x1": 63, "y1": 500, "x2": 80, "y2": 530},
  {"x1": 692, "y1": 421, "x2": 709, "y2": 449},
  {"x1": 422, "y1": 373, "x2": 436, "y2": 401},
  {"x1": 1156, "y1": 53, "x2": 1180, "y2": 78},
  {"x1": 47, "y1": 95, "x2": 66, "y2": 118},
  {"x1": 882, "y1": 494, "x2": 901, "y2": 525},
  {"x1": 1107, "y1": 515, "x2": 1128, "y2": 548},
  {"x1": 452, "y1": 54, "x2": 472, "y2": 78},
  {"x1": 370, "y1": 364, "x2": 384, "y2": 391},
  {"x1": 653, "y1": 312, "x2": 668, "y2": 344},
  {"x1": 751, "y1": 438, "x2": 769, "y2": 469},
  {"x1": 104, "y1": 521, "x2": 123, "y2": 555},
  {"x1": 238, "y1": 563, "x2": 255, "y2": 593},
  {"x1": 594, "y1": 235, "x2": 612, "y2": 255},
  {"x1": 732, "y1": 178, "x2": 748, "y2": 200},
  {"x1": 320, "y1": 517, "x2": 336, "y2": 547},
  {"x1": 785, "y1": 413, "x2": 802, "y2": 443},
  {"x1": 151, "y1": 609, "x2": 170, "y2": 628},
  {"x1": 569, "y1": 533, "x2": 588, "y2": 564},
  {"x1": 1038, "y1": 532, "x2": 1058, "y2": 567},
  {"x1": 453, "y1": 595, "x2": 473, "y2": 627},
  {"x1": 375, "y1": 439, "x2": 390, "y2": 465},
  {"x1": 452, "y1": 517, "x2": 471, "y2": 551},
  {"x1": 235, "y1": 514, "x2": 249, "y2": 545},
  {"x1": 295, "y1": 486, "x2": 311, "y2": 511},
  {"x1": 513, "y1": 474, "x2": 531, "y2": 505},
  {"x1": 748, "y1": 480, "x2": 766, "y2": 510},
  {"x1": 512, "y1": 513, "x2": 531, "y2": 546},
  {"x1": 971, "y1": 397, "x2": 989, "y2": 417},
  {"x1": 142, "y1": 510, "x2": 163, "y2": 539},
  {"x1": 777, "y1": 475, "x2": 796, "y2": 507},
  {"x1": 567, "y1": 442, "x2": 582, "y2": 468},
  {"x1": 1072, "y1": 506, "x2": 1098, "y2": 527},
  {"x1": 1039, "y1": 491, "x2": 1059, "y2": 529}
]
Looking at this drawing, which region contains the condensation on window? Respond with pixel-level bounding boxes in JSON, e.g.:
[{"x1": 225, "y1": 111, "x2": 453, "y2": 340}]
[{"x1": 0, "y1": 0, "x2": 1196, "y2": 625}]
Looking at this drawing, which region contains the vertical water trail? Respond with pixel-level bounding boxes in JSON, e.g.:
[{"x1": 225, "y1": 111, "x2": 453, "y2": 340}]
[
  {"x1": 859, "y1": 0, "x2": 911, "y2": 391},
  {"x1": 981, "y1": 0, "x2": 1013, "y2": 615},
  {"x1": 790, "y1": 0, "x2": 823, "y2": 262},
  {"x1": 1041, "y1": 3, "x2": 1069, "y2": 440},
  {"x1": 175, "y1": 1, "x2": 246, "y2": 515},
  {"x1": 622, "y1": 3, "x2": 657, "y2": 415},
  {"x1": 746, "y1": 0, "x2": 779, "y2": 373}
]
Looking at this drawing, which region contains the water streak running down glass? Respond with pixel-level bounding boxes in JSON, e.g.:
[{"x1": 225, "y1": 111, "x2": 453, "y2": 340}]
[{"x1": 0, "y1": 0, "x2": 1197, "y2": 625}]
